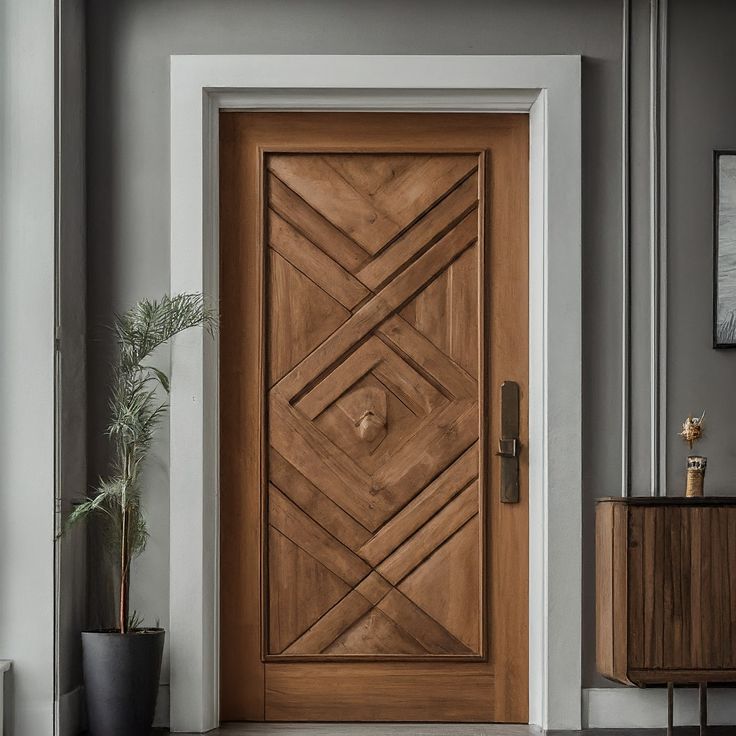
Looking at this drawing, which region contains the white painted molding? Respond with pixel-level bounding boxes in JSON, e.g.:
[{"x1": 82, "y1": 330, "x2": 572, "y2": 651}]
[
  {"x1": 584, "y1": 687, "x2": 736, "y2": 729},
  {"x1": 170, "y1": 54, "x2": 582, "y2": 733},
  {"x1": 0, "y1": 661, "x2": 11, "y2": 736},
  {"x1": 0, "y1": 0, "x2": 57, "y2": 733}
]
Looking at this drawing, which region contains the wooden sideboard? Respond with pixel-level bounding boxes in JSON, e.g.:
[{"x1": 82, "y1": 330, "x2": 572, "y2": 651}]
[{"x1": 596, "y1": 496, "x2": 736, "y2": 687}]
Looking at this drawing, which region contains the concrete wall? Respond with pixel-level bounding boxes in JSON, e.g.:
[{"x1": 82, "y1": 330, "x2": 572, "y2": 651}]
[
  {"x1": 0, "y1": 1, "x2": 57, "y2": 734},
  {"x1": 83, "y1": 0, "x2": 736, "y2": 720}
]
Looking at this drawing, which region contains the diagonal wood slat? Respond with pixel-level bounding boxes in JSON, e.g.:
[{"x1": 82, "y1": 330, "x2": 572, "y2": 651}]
[
  {"x1": 296, "y1": 337, "x2": 444, "y2": 421},
  {"x1": 358, "y1": 443, "x2": 479, "y2": 566},
  {"x1": 376, "y1": 315, "x2": 477, "y2": 400},
  {"x1": 269, "y1": 155, "x2": 400, "y2": 254},
  {"x1": 268, "y1": 527, "x2": 350, "y2": 653},
  {"x1": 356, "y1": 173, "x2": 479, "y2": 291},
  {"x1": 268, "y1": 211, "x2": 369, "y2": 309},
  {"x1": 283, "y1": 590, "x2": 373, "y2": 655},
  {"x1": 376, "y1": 588, "x2": 473, "y2": 655},
  {"x1": 370, "y1": 155, "x2": 478, "y2": 230},
  {"x1": 273, "y1": 210, "x2": 478, "y2": 402},
  {"x1": 269, "y1": 485, "x2": 371, "y2": 586},
  {"x1": 369, "y1": 401, "x2": 479, "y2": 521},
  {"x1": 370, "y1": 342, "x2": 446, "y2": 417},
  {"x1": 355, "y1": 572, "x2": 393, "y2": 606},
  {"x1": 294, "y1": 340, "x2": 383, "y2": 421},
  {"x1": 268, "y1": 173, "x2": 370, "y2": 273},
  {"x1": 269, "y1": 398, "x2": 390, "y2": 531},
  {"x1": 377, "y1": 483, "x2": 479, "y2": 585},
  {"x1": 270, "y1": 449, "x2": 372, "y2": 551}
]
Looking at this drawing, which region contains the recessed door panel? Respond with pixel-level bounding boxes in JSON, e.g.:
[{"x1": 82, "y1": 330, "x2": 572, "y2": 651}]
[{"x1": 266, "y1": 152, "x2": 483, "y2": 661}]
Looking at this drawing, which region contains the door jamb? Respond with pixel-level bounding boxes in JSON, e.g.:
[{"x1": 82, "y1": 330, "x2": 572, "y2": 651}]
[{"x1": 169, "y1": 54, "x2": 582, "y2": 733}]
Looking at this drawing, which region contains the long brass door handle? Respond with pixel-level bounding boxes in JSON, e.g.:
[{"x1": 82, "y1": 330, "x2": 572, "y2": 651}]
[{"x1": 497, "y1": 380, "x2": 521, "y2": 503}]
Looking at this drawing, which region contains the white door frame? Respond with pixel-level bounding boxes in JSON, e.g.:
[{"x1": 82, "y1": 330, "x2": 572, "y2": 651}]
[{"x1": 169, "y1": 54, "x2": 582, "y2": 733}]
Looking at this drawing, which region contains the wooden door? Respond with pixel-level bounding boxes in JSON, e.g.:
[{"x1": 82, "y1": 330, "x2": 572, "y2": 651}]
[{"x1": 220, "y1": 113, "x2": 528, "y2": 723}]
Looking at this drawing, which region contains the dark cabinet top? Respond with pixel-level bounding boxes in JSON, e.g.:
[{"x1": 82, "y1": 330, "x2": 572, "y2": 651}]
[{"x1": 597, "y1": 495, "x2": 736, "y2": 506}]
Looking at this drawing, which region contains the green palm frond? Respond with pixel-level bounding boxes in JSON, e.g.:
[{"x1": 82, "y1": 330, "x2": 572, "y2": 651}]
[
  {"x1": 62, "y1": 292, "x2": 217, "y2": 631},
  {"x1": 113, "y1": 293, "x2": 217, "y2": 372}
]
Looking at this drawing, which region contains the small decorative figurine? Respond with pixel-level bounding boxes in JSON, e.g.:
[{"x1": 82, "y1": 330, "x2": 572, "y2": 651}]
[
  {"x1": 679, "y1": 412, "x2": 706, "y2": 497},
  {"x1": 679, "y1": 411, "x2": 705, "y2": 449}
]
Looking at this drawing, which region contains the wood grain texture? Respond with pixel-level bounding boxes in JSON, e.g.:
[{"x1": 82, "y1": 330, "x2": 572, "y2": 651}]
[
  {"x1": 358, "y1": 443, "x2": 478, "y2": 567},
  {"x1": 264, "y1": 663, "x2": 500, "y2": 722},
  {"x1": 267, "y1": 149, "x2": 485, "y2": 657},
  {"x1": 268, "y1": 211, "x2": 369, "y2": 309},
  {"x1": 596, "y1": 497, "x2": 736, "y2": 688},
  {"x1": 220, "y1": 112, "x2": 529, "y2": 722}
]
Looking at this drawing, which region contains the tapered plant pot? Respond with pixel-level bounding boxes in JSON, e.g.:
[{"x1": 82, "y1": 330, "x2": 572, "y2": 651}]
[{"x1": 82, "y1": 628, "x2": 165, "y2": 736}]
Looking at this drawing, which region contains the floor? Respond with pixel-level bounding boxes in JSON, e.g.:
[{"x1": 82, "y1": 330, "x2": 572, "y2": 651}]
[
  {"x1": 160, "y1": 726, "x2": 733, "y2": 735},
  {"x1": 167, "y1": 728, "x2": 537, "y2": 736}
]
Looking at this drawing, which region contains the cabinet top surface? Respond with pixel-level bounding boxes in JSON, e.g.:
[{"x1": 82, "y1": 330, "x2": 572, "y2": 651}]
[{"x1": 597, "y1": 495, "x2": 736, "y2": 506}]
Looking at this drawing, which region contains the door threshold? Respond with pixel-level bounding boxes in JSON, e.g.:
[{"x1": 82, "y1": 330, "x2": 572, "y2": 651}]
[{"x1": 164, "y1": 725, "x2": 539, "y2": 736}]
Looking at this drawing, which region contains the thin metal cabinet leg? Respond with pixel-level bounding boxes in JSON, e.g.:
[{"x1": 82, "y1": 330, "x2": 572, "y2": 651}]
[
  {"x1": 699, "y1": 682, "x2": 708, "y2": 736},
  {"x1": 667, "y1": 682, "x2": 674, "y2": 736}
]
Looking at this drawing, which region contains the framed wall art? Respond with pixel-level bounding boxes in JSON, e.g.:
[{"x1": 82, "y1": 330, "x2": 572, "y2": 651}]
[{"x1": 714, "y1": 150, "x2": 736, "y2": 348}]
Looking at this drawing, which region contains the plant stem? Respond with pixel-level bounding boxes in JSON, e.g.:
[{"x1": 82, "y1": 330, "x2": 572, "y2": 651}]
[
  {"x1": 118, "y1": 441, "x2": 133, "y2": 634},
  {"x1": 119, "y1": 503, "x2": 129, "y2": 633}
]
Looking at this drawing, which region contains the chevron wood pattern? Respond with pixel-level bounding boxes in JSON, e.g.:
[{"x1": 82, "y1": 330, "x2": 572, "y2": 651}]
[
  {"x1": 219, "y1": 112, "x2": 529, "y2": 723},
  {"x1": 266, "y1": 152, "x2": 483, "y2": 659}
]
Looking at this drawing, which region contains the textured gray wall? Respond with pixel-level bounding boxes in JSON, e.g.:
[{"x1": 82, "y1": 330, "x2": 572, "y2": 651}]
[
  {"x1": 667, "y1": 0, "x2": 736, "y2": 492},
  {"x1": 84, "y1": 0, "x2": 736, "y2": 702},
  {"x1": 59, "y1": 0, "x2": 88, "y2": 732}
]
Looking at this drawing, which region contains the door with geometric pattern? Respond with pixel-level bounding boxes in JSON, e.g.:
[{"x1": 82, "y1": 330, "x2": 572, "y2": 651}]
[{"x1": 220, "y1": 112, "x2": 529, "y2": 723}]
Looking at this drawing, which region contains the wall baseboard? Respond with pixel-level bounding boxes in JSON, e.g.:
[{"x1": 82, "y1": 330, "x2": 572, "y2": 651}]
[
  {"x1": 158, "y1": 685, "x2": 736, "y2": 731},
  {"x1": 584, "y1": 687, "x2": 736, "y2": 728},
  {"x1": 551, "y1": 730, "x2": 734, "y2": 735}
]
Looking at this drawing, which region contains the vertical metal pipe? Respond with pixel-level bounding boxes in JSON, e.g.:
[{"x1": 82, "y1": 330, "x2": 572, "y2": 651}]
[
  {"x1": 649, "y1": 0, "x2": 668, "y2": 496},
  {"x1": 649, "y1": 0, "x2": 660, "y2": 496},
  {"x1": 621, "y1": 0, "x2": 632, "y2": 497},
  {"x1": 658, "y1": 0, "x2": 669, "y2": 496},
  {"x1": 53, "y1": 0, "x2": 62, "y2": 733}
]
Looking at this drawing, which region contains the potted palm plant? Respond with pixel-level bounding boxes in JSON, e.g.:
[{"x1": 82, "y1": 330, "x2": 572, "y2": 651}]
[{"x1": 65, "y1": 293, "x2": 216, "y2": 736}]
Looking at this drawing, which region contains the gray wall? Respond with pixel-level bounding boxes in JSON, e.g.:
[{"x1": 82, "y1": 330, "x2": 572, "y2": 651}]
[
  {"x1": 667, "y1": 0, "x2": 736, "y2": 491},
  {"x1": 59, "y1": 0, "x2": 88, "y2": 732},
  {"x1": 83, "y1": 0, "x2": 736, "y2": 706}
]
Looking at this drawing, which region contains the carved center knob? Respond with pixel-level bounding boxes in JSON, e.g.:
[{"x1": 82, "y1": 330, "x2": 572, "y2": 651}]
[
  {"x1": 356, "y1": 410, "x2": 386, "y2": 443},
  {"x1": 336, "y1": 385, "x2": 388, "y2": 449}
]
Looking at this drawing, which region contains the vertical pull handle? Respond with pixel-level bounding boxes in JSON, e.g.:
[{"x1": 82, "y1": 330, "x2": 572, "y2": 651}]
[{"x1": 497, "y1": 381, "x2": 521, "y2": 503}]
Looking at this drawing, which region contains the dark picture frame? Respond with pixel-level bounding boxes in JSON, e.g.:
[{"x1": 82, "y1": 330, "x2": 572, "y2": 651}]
[{"x1": 714, "y1": 150, "x2": 736, "y2": 348}]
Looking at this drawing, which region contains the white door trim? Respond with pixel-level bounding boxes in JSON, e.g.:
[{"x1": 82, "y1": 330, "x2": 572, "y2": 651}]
[{"x1": 169, "y1": 54, "x2": 582, "y2": 733}]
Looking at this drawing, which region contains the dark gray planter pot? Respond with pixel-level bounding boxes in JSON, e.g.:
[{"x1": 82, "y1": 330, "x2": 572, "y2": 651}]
[{"x1": 82, "y1": 629, "x2": 165, "y2": 736}]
